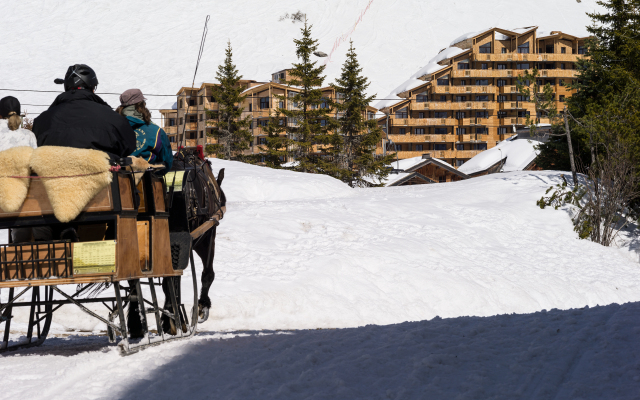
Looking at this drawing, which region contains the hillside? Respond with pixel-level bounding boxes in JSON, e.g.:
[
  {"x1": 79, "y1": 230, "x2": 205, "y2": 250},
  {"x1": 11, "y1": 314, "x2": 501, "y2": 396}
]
[{"x1": 1, "y1": 0, "x2": 601, "y2": 119}]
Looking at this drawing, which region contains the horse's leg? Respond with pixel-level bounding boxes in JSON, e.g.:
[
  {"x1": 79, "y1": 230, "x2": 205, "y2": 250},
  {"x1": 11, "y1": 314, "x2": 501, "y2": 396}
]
[{"x1": 195, "y1": 227, "x2": 216, "y2": 323}]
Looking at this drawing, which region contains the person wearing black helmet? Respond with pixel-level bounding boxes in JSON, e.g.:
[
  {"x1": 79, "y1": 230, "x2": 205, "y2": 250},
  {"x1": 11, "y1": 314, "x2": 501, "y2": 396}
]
[{"x1": 32, "y1": 64, "x2": 136, "y2": 161}]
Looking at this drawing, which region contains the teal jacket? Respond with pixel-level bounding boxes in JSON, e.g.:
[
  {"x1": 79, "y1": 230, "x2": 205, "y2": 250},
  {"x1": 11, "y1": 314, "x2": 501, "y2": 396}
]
[{"x1": 126, "y1": 116, "x2": 173, "y2": 174}]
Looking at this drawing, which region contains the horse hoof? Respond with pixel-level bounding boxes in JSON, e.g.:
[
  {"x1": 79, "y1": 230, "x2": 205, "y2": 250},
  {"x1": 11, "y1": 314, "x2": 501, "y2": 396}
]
[{"x1": 198, "y1": 304, "x2": 209, "y2": 324}]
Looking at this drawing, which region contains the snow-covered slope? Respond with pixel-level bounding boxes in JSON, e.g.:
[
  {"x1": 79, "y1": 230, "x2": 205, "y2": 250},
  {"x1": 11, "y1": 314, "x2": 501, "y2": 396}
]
[{"x1": 1, "y1": 0, "x2": 601, "y2": 120}]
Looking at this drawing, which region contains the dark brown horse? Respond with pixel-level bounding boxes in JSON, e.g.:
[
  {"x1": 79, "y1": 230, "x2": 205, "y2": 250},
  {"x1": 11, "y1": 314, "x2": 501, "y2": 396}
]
[{"x1": 159, "y1": 149, "x2": 226, "y2": 334}]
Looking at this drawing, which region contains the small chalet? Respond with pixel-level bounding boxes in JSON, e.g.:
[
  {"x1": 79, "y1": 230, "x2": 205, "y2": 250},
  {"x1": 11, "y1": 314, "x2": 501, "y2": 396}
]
[{"x1": 384, "y1": 154, "x2": 469, "y2": 186}]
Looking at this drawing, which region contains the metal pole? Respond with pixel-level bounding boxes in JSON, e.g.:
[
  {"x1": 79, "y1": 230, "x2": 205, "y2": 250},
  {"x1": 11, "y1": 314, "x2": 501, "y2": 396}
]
[{"x1": 563, "y1": 106, "x2": 578, "y2": 186}]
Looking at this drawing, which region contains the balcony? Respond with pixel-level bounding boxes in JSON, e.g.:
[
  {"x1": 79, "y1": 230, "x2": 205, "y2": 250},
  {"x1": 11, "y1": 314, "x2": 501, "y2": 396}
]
[
  {"x1": 183, "y1": 122, "x2": 197, "y2": 131},
  {"x1": 164, "y1": 126, "x2": 177, "y2": 134},
  {"x1": 499, "y1": 85, "x2": 521, "y2": 94},
  {"x1": 388, "y1": 134, "x2": 451, "y2": 143},
  {"x1": 413, "y1": 102, "x2": 498, "y2": 111},
  {"x1": 538, "y1": 70, "x2": 578, "y2": 78},
  {"x1": 452, "y1": 70, "x2": 524, "y2": 78},
  {"x1": 394, "y1": 149, "x2": 483, "y2": 160},
  {"x1": 501, "y1": 118, "x2": 528, "y2": 125},
  {"x1": 390, "y1": 117, "x2": 457, "y2": 126},
  {"x1": 432, "y1": 86, "x2": 497, "y2": 94},
  {"x1": 457, "y1": 134, "x2": 488, "y2": 142},
  {"x1": 182, "y1": 106, "x2": 197, "y2": 114},
  {"x1": 472, "y1": 53, "x2": 583, "y2": 63},
  {"x1": 499, "y1": 102, "x2": 537, "y2": 112}
]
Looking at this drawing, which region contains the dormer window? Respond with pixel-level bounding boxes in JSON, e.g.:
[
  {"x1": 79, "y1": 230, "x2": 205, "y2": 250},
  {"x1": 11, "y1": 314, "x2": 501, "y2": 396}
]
[
  {"x1": 479, "y1": 43, "x2": 491, "y2": 54},
  {"x1": 518, "y1": 42, "x2": 530, "y2": 54}
]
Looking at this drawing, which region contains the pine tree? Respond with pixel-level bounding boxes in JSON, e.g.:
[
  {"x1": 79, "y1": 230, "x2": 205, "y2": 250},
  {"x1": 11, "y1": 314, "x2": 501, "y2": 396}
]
[
  {"x1": 330, "y1": 41, "x2": 395, "y2": 187},
  {"x1": 206, "y1": 41, "x2": 252, "y2": 160},
  {"x1": 276, "y1": 21, "x2": 339, "y2": 173}
]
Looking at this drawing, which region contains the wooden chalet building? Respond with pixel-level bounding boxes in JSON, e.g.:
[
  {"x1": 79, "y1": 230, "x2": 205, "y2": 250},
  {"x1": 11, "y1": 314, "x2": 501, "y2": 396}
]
[{"x1": 377, "y1": 26, "x2": 588, "y2": 167}]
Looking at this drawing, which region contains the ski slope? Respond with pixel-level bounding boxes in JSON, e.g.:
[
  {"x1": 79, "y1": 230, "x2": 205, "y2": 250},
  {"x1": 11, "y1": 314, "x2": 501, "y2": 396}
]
[
  {"x1": 1, "y1": 0, "x2": 601, "y2": 120},
  {"x1": 1, "y1": 162, "x2": 640, "y2": 398}
]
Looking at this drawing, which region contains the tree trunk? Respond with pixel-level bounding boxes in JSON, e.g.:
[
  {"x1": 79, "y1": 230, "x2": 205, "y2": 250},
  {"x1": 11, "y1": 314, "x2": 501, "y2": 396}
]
[{"x1": 563, "y1": 106, "x2": 579, "y2": 186}]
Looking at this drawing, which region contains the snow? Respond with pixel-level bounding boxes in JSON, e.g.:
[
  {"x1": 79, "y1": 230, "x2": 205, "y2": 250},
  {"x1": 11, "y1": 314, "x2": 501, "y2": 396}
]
[
  {"x1": 458, "y1": 137, "x2": 541, "y2": 174},
  {"x1": 1, "y1": 163, "x2": 640, "y2": 397}
]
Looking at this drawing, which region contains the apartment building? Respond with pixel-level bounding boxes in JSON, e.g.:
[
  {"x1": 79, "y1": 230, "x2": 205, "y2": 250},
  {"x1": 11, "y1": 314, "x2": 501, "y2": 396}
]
[
  {"x1": 377, "y1": 27, "x2": 588, "y2": 167},
  {"x1": 161, "y1": 68, "x2": 378, "y2": 157}
]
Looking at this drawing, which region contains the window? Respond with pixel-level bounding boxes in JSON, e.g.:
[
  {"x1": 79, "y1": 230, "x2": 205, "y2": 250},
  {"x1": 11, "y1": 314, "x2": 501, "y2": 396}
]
[
  {"x1": 559, "y1": 79, "x2": 565, "y2": 86},
  {"x1": 497, "y1": 64, "x2": 507, "y2": 70},
  {"x1": 189, "y1": 99, "x2": 196, "y2": 106},
  {"x1": 497, "y1": 95, "x2": 507, "y2": 103},
  {"x1": 188, "y1": 115, "x2": 196, "y2": 123},
  {"x1": 476, "y1": 127, "x2": 488, "y2": 134},
  {"x1": 199, "y1": 130, "x2": 204, "y2": 138},
  {"x1": 559, "y1": 95, "x2": 566, "y2": 102},
  {"x1": 536, "y1": 79, "x2": 543, "y2": 86},
  {"x1": 456, "y1": 160, "x2": 465, "y2": 167},
  {"x1": 456, "y1": 112, "x2": 466, "y2": 119},
  {"x1": 280, "y1": 73, "x2": 285, "y2": 79},
  {"x1": 320, "y1": 119, "x2": 326, "y2": 127},
  {"x1": 456, "y1": 144, "x2": 464, "y2": 151},
  {"x1": 199, "y1": 97, "x2": 203, "y2": 105},
  {"x1": 517, "y1": 63, "x2": 530, "y2": 70},
  {"x1": 395, "y1": 144, "x2": 402, "y2": 151},
  {"x1": 473, "y1": 143, "x2": 488, "y2": 150},
  {"x1": 458, "y1": 62, "x2": 470, "y2": 70},
  {"x1": 517, "y1": 42, "x2": 530, "y2": 54},
  {"x1": 497, "y1": 111, "x2": 507, "y2": 118},
  {"x1": 476, "y1": 111, "x2": 488, "y2": 118},
  {"x1": 517, "y1": 111, "x2": 530, "y2": 118},
  {"x1": 416, "y1": 94, "x2": 428, "y2": 102},
  {"x1": 440, "y1": 95, "x2": 447, "y2": 102},
  {"x1": 179, "y1": 99, "x2": 184, "y2": 109},
  {"x1": 439, "y1": 176, "x2": 446, "y2": 183},
  {"x1": 437, "y1": 78, "x2": 449, "y2": 86},
  {"x1": 497, "y1": 79, "x2": 507, "y2": 87},
  {"x1": 546, "y1": 44, "x2": 554, "y2": 54},
  {"x1": 435, "y1": 112, "x2": 447, "y2": 118},
  {"x1": 476, "y1": 79, "x2": 489, "y2": 86},
  {"x1": 435, "y1": 128, "x2": 447, "y2": 135},
  {"x1": 561, "y1": 47, "x2": 566, "y2": 54},
  {"x1": 415, "y1": 144, "x2": 423, "y2": 151},
  {"x1": 169, "y1": 118, "x2": 176, "y2": 126},
  {"x1": 210, "y1": 96, "x2": 215, "y2": 102},
  {"x1": 460, "y1": 80, "x2": 466, "y2": 85},
  {"x1": 169, "y1": 136, "x2": 176, "y2": 143},
  {"x1": 516, "y1": 95, "x2": 529, "y2": 102},
  {"x1": 280, "y1": 101, "x2": 285, "y2": 108},
  {"x1": 259, "y1": 97, "x2": 269, "y2": 109},
  {"x1": 179, "y1": 117, "x2": 183, "y2": 125},
  {"x1": 475, "y1": 95, "x2": 489, "y2": 101},
  {"x1": 455, "y1": 96, "x2": 466, "y2": 102},
  {"x1": 398, "y1": 128, "x2": 406, "y2": 135},
  {"x1": 418, "y1": 112, "x2": 425, "y2": 118},
  {"x1": 434, "y1": 144, "x2": 447, "y2": 150},
  {"x1": 395, "y1": 109, "x2": 408, "y2": 118},
  {"x1": 479, "y1": 43, "x2": 491, "y2": 53},
  {"x1": 188, "y1": 132, "x2": 196, "y2": 139},
  {"x1": 199, "y1": 114, "x2": 203, "y2": 121},
  {"x1": 481, "y1": 63, "x2": 488, "y2": 70},
  {"x1": 498, "y1": 127, "x2": 508, "y2": 134},
  {"x1": 578, "y1": 46, "x2": 586, "y2": 54},
  {"x1": 501, "y1": 48, "x2": 507, "y2": 54},
  {"x1": 258, "y1": 137, "x2": 267, "y2": 145},
  {"x1": 456, "y1": 128, "x2": 466, "y2": 135},
  {"x1": 415, "y1": 128, "x2": 425, "y2": 135},
  {"x1": 560, "y1": 63, "x2": 566, "y2": 70},
  {"x1": 249, "y1": 103, "x2": 252, "y2": 112}
]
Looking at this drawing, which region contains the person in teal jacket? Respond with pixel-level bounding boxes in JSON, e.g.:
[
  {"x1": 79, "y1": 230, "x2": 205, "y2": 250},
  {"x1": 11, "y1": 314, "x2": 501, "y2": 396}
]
[{"x1": 117, "y1": 89, "x2": 172, "y2": 174}]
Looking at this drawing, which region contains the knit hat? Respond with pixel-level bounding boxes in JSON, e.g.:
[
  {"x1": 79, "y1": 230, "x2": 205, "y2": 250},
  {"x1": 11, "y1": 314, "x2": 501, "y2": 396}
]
[
  {"x1": 0, "y1": 96, "x2": 20, "y2": 118},
  {"x1": 120, "y1": 89, "x2": 146, "y2": 107}
]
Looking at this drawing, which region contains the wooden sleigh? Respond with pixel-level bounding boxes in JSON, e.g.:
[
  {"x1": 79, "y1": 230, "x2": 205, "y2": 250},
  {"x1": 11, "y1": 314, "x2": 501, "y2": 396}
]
[{"x1": 0, "y1": 169, "x2": 198, "y2": 355}]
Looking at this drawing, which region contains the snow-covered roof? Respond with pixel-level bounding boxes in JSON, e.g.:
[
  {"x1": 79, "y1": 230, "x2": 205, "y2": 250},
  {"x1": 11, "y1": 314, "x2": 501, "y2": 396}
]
[
  {"x1": 458, "y1": 137, "x2": 542, "y2": 175},
  {"x1": 160, "y1": 101, "x2": 177, "y2": 110}
]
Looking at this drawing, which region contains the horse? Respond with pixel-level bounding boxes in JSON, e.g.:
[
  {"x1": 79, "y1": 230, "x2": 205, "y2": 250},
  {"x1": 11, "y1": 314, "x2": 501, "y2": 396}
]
[{"x1": 159, "y1": 149, "x2": 226, "y2": 335}]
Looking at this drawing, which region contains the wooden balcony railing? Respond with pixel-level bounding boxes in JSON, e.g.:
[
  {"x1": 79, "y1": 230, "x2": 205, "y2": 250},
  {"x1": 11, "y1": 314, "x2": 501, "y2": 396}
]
[
  {"x1": 413, "y1": 102, "x2": 498, "y2": 110},
  {"x1": 472, "y1": 53, "x2": 584, "y2": 63},
  {"x1": 163, "y1": 126, "x2": 177, "y2": 134},
  {"x1": 452, "y1": 70, "x2": 525, "y2": 78},
  {"x1": 390, "y1": 117, "x2": 457, "y2": 126},
  {"x1": 432, "y1": 86, "x2": 497, "y2": 94},
  {"x1": 394, "y1": 149, "x2": 484, "y2": 160}
]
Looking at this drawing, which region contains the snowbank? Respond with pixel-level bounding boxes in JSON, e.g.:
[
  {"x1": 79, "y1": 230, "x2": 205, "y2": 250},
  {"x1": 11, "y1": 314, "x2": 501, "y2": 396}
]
[{"x1": 458, "y1": 137, "x2": 541, "y2": 175}]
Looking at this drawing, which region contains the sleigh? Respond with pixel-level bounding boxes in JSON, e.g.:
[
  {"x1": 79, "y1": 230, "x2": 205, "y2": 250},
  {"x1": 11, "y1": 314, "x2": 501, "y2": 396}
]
[{"x1": 0, "y1": 148, "x2": 216, "y2": 355}]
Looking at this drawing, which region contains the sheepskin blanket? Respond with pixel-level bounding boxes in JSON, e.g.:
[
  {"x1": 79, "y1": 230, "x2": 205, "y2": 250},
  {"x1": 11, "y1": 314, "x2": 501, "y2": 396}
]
[
  {"x1": 0, "y1": 146, "x2": 34, "y2": 212},
  {"x1": 30, "y1": 146, "x2": 112, "y2": 223}
]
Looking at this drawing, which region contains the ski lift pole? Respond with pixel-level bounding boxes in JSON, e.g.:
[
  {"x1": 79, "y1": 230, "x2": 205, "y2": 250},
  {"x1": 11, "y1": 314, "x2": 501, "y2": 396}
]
[{"x1": 180, "y1": 15, "x2": 210, "y2": 149}]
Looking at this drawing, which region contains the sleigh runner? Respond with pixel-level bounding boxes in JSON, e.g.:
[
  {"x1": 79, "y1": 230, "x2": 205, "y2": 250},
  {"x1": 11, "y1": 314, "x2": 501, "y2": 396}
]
[{"x1": 0, "y1": 146, "x2": 224, "y2": 355}]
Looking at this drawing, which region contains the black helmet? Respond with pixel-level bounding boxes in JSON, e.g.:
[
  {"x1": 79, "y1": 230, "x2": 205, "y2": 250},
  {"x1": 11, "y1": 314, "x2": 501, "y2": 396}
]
[{"x1": 55, "y1": 64, "x2": 99, "y2": 91}]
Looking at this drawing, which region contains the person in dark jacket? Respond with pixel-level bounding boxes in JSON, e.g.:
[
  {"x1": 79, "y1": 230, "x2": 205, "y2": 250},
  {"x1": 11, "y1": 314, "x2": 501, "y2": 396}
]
[
  {"x1": 116, "y1": 89, "x2": 173, "y2": 174},
  {"x1": 32, "y1": 64, "x2": 136, "y2": 161}
]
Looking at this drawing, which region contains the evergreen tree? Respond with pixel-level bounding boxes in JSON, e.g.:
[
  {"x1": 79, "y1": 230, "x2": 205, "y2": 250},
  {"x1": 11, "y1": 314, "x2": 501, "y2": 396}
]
[
  {"x1": 276, "y1": 21, "x2": 339, "y2": 173},
  {"x1": 206, "y1": 41, "x2": 252, "y2": 160},
  {"x1": 330, "y1": 41, "x2": 395, "y2": 187},
  {"x1": 259, "y1": 110, "x2": 292, "y2": 168}
]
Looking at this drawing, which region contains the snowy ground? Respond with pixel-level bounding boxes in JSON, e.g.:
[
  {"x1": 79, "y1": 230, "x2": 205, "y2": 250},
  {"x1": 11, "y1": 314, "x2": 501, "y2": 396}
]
[
  {"x1": 1, "y1": 0, "x2": 602, "y2": 119},
  {"x1": 1, "y1": 161, "x2": 640, "y2": 398}
]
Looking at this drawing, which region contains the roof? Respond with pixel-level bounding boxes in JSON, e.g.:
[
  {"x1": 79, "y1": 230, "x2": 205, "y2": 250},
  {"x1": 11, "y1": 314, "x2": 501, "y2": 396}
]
[
  {"x1": 385, "y1": 171, "x2": 435, "y2": 187},
  {"x1": 458, "y1": 137, "x2": 542, "y2": 175},
  {"x1": 390, "y1": 155, "x2": 470, "y2": 179}
]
